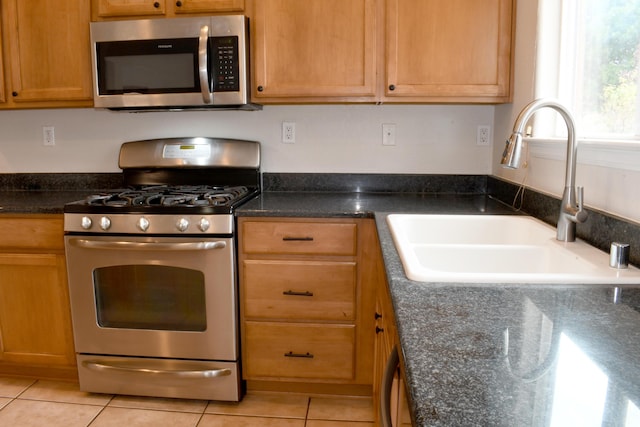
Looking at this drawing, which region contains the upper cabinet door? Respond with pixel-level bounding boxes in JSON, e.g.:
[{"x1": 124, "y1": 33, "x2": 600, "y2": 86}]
[
  {"x1": 173, "y1": 0, "x2": 244, "y2": 14},
  {"x1": 94, "y1": 0, "x2": 167, "y2": 18},
  {"x1": 93, "y1": 0, "x2": 243, "y2": 18},
  {"x1": 250, "y1": 0, "x2": 377, "y2": 102},
  {"x1": 4, "y1": 0, "x2": 93, "y2": 104},
  {"x1": 0, "y1": 18, "x2": 5, "y2": 104},
  {"x1": 384, "y1": 0, "x2": 514, "y2": 103}
]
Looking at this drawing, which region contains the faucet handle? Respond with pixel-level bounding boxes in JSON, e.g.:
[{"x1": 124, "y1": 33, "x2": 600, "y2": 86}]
[{"x1": 575, "y1": 186, "x2": 588, "y2": 223}]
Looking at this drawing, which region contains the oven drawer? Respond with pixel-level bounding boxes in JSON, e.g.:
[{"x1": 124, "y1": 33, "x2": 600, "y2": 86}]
[
  {"x1": 242, "y1": 260, "x2": 356, "y2": 321},
  {"x1": 241, "y1": 221, "x2": 357, "y2": 255},
  {"x1": 244, "y1": 322, "x2": 355, "y2": 380}
]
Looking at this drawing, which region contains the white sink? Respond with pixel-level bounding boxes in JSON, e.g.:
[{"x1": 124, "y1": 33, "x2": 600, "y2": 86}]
[{"x1": 387, "y1": 214, "x2": 640, "y2": 284}]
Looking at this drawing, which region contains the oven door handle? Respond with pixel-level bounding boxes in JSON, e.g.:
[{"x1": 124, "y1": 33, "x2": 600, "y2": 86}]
[
  {"x1": 68, "y1": 238, "x2": 226, "y2": 251},
  {"x1": 82, "y1": 360, "x2": 231, "y2": 379}
]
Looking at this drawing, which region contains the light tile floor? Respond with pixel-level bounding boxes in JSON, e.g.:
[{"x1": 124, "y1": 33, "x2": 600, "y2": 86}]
[{"x1": 0, "y1": 377, "x2": 374, "y2": 427}]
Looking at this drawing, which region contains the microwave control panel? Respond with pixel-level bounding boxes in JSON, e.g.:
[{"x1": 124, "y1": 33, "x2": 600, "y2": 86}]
[{"x1": 211, "y1": 36, "x2": 239, "y2": 92}]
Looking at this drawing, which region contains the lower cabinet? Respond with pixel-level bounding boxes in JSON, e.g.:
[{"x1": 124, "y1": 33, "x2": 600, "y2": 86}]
[
  {"x1": 238, "y1": 217, "x2": 379, "y2": 395},
  {"x1": 0, "y1": 215, "x2": 76, "y2": 380},
  {"x1": 374, "y1": 245, "x2": 412, "y2": 426}
]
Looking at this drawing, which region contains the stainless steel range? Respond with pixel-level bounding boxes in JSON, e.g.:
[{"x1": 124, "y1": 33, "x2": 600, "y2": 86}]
[{"x1": 64, "y1": 137, "x2": 260, "y2": 401}]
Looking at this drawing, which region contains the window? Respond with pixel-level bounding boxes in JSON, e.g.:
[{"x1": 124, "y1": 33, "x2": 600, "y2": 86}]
[{"x1": 536, "y1": 0, "x2": 640, "y2": 140}]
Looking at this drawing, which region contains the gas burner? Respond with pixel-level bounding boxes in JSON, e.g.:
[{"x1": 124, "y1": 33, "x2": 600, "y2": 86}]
[{"x1": 85, "y1": 186, "x2": 250, "y2": 208}]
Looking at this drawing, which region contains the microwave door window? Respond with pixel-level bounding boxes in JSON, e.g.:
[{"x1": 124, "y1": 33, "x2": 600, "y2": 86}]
[
  {"x1": 97, "y1": 39, "x2": 200, "y2": 95},
  {"x1": 105, "y1": 54, "x2": 195, "y2": 93}
]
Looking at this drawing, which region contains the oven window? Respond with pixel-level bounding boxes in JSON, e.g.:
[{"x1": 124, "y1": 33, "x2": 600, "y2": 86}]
[{"x1": 93, "y1": 265, "x2": 206, "y2": 331}]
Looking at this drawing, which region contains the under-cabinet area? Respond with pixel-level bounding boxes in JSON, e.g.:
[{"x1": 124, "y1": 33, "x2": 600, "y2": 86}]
[
  {"x1": 238, "y1": 217, "x2": 380, "y2": 396},
  {"x1": 0, "y1": 215, "x2": 76, "y2": 380}
]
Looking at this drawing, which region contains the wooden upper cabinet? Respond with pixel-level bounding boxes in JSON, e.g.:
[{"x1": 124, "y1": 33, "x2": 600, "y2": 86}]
[
  {"x1": 384, "y1": 0, "x2": 514, "y2": 103},
  {"x1": 94, "y1": 0, "x2": 167, "y2": 18},
  {"x1": 93, "y1": 0, "x2": 244, "y2": 19},
  {"x1": 249, "y1": 0, "x2": 377, "y2": 102},
  {"x1": 173, "y1": 0, "x2": 244, "y2": 14},
  {"x1": 0, "y1": 18, "x2": 5, "y2": 104},
  {"x1": 1, "y1": 0, "x2": 93, "y2": 107}
]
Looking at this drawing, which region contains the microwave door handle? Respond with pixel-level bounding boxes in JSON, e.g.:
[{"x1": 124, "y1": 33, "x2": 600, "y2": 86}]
[{"x1": 198, "y1": 25, "x2": 214, "y2": 104}]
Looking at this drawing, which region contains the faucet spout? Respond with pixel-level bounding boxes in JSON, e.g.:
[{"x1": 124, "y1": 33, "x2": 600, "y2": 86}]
[{"x1": 501, "y1": 99, "x2": 587, "y2": 242}]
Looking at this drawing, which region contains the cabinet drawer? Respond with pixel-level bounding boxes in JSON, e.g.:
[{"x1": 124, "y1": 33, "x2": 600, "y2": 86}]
[
  {"x1": 241, "y1": 221, "x2": 357, "y2": 255},
  {"x1": 0, "y1": 217, "x2": 64, "y2": 250},
  {"x1": 243, "y1": 260, "x2": 356, "y2": 321},
  {"x1": 244, "y1": 322, "x2": 355, "y2": 380}
]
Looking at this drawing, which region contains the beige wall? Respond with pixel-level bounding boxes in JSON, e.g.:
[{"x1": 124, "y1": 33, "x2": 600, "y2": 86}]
[{"x1": 0, "y1": 104, "x2": 494, "y2": 175}]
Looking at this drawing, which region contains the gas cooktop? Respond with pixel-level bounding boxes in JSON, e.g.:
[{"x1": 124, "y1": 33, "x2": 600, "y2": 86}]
[{"x1": 64, "y1": 137, "x2": 260, "y2": 234}]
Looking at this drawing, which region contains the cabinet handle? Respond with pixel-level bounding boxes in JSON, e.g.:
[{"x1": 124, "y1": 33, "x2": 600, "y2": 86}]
[
  {"x1": 284, "y1": 351, "x2": 314, "y2": 359},
  {"x1": 283, "y1": 290, "x2": 314, "y2": 297},
  {"x1": 12, "y1": 91, "x2": 17, "y2": 97},
  {"x1": 153, "y1": 1, "x2": 160, "y2": 8},
  {"x1": 381, "y1": 345, "x2": 400, "y2": 427},
  {"x1": 375, "y1": 312, "x2": 382, "y2": 320},
  {"x1": 175, "y1": 1, "x2": 182, "y2": 6},
  {"x1": 257, "y1": 86, "x2": 264, "y2": 92},
  {"x1": 376, "y1": 326, "x2": 384, "y2": 334},
  {"x1": 282, "y1": 236, "x2": 314, "y2": 242},
  {"x1": 388, "y1": 84, "x2": 396, "y2": 91}
]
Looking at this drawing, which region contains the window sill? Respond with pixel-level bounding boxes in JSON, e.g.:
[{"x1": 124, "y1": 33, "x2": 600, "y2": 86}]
[{"x1": 527, "y1": 138, "x2": 640, "y2": 172}]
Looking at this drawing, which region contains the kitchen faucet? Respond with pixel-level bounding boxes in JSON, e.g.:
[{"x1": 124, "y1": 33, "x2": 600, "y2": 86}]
[{"x1": 501, "y1": 99, "x2": 587, "y2": 242}]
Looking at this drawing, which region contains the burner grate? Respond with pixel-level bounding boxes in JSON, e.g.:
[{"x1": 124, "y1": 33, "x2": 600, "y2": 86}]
[{"x1": 85, "y1": 185, "x2": 250, "y2": 208}]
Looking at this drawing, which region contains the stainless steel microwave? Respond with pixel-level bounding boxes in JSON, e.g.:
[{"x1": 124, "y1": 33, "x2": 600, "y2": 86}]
[{"x1": 90, "y1": 15, "x2": 259, "y2": 111}]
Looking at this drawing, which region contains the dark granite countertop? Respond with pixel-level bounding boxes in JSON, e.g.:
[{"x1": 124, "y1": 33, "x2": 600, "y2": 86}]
[
  {"x1": 236, "y1": 191, "x2": 516, "y2": 218},
  {"x1": 239, "y1": 191, "x2": 640, "y2": 427},
  {"x1": 0, "y1": 190, "x2": 94, "y2": 214},
  {"x1": 0, "y1": 173, "x2": 123, "y2": 215}
]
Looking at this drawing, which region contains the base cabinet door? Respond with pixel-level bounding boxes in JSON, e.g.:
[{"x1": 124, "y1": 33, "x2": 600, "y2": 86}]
[{"x1": 0, "y1": 216, "x2": 76, "y2": 380}]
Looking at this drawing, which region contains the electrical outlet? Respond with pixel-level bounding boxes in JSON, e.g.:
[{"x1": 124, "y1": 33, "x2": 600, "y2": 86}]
[
  {"x1": 43, "y1": 126, "x2": 55, "y2": 146},
  {"x1": 282, "y1": 121, "x2": 295, "y2": 143},
  {"x1": 477, "y1": 125, "x2": 491, "y2": 146},
  {"x1": 382, "y1": 123, "x2": 396, "y2": 146}
]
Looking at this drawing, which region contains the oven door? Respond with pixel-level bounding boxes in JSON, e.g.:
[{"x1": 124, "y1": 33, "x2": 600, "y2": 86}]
[{"x1": 65, "y1": 235, "x2": 237, "y2": 361}]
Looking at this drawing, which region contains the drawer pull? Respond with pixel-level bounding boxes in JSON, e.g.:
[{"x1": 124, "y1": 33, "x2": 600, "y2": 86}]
[
  {"x1": 282, "y1": 236, "x2": 314, "y2": 242},
  {"x1": 283, "y1": 290, "x2": 314, "y2": 297},
  {"x1": 284, "y1": 351, "x2": 314, "y2": 359}
]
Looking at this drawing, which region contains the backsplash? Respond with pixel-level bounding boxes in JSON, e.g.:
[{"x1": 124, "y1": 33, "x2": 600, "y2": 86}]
[
  {"x1": 0, "y1": 173, "x2": 122, "y2": 191},
  {"x1": 262, "y1": 173, "x2": 487, "y2": 193}
]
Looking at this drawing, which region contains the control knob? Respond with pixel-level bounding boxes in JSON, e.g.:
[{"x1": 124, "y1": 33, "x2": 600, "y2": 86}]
[
  {"x1": 81, "y1": 216, "x2": 93, "y2": 230},
  {"x1": 176, "y1": 218, "x2": 190, "y2": 232},
  {"x1": 99, "y1": 216, "x2": 111, "y2": 231},
  {"x1": 137, "y1": 217, "x2": 150, "y2": 232},
  {"x1": 198, "y1": 218, "x2": 211, "y2": 232}
]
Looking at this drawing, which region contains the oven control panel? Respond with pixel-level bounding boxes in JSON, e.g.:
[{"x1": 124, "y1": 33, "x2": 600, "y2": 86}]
[{"x1": 64, "y1": 213, "x2": 234, "y2": 235}]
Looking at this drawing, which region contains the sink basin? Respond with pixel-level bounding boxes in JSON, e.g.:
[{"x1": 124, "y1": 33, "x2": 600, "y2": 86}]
[{"x1": 387, "y1": 214, "x2": 640, "y2": 284}]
